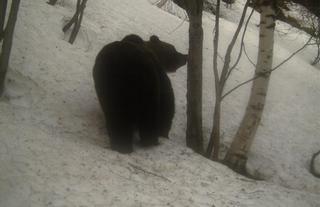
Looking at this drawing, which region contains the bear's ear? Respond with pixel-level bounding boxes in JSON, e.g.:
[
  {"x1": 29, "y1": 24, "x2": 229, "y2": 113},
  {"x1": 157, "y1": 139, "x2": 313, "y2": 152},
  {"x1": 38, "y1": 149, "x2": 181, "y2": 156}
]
[{"x1": 150, "y1": 35, "x2": 160, "y2": 42}]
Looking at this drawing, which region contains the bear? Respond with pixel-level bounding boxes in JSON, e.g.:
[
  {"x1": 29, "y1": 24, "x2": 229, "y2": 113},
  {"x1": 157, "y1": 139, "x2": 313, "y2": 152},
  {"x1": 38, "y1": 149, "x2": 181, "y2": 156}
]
[
  {"x1": 122, "y1": 34, "x2": 183, "y2": 138},
  {"x1": 93, "y1": 34, "x2": 187, "y2": 153}
]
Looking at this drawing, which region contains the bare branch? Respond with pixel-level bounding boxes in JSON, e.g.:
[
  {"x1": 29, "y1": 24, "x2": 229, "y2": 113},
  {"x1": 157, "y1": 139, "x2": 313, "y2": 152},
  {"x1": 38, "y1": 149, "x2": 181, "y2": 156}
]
[
  {"x1": 219, "y1": 0, "x2": 250, "y2": 91},
  {"x1": 69, "y1": 0, "x2": 87, "y2": 44},
  {"x1": 169, "y1": 12, "x2": 188, "y2": 34},
  {"x1": 206, "y1": 0, "x2": 221, "y2": 159},
  {"x1": 243, "y1": 43, "x2": 256, "y2": 67},
  {"x1": 226, "y1": 7, "x2": 255, "y2": 80},
  {"x1": 221, "y1": 36, "x2": 313, "y2": 100},
  {"x1": 128, "y1": 163, "x2": 172, "y2": 182},
  {"x1": 270, "y1": 36, "x2": 312, "y2": 72},
  {"x1": 63, "y1": 0, "x2": 81, "y2": 33}
]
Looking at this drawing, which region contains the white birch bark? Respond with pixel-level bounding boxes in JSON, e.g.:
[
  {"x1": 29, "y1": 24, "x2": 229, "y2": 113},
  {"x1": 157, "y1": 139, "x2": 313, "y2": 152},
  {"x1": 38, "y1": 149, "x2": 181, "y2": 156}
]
[{"x1": 224, "y1": 0, "x2": 276, "y2": 174}]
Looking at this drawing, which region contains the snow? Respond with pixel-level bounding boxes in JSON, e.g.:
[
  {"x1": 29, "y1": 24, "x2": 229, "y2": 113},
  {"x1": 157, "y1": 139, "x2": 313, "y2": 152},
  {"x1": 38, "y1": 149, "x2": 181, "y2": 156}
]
[{"x1": 0, "y1": 0, "x2": 319, "y2": 206}]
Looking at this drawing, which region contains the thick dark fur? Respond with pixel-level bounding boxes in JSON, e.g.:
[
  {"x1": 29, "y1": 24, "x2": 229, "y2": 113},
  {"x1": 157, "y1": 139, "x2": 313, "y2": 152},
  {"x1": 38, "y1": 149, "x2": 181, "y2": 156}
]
[{"x1": 93, "y1": 34, "x2": 187, "y2": 153}]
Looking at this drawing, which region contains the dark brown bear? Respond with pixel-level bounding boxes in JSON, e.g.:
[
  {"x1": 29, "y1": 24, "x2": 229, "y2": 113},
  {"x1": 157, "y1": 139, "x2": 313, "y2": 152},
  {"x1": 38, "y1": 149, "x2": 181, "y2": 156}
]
[{"x1": 93, "y1": 34, "x2": 187, "y2": 153}]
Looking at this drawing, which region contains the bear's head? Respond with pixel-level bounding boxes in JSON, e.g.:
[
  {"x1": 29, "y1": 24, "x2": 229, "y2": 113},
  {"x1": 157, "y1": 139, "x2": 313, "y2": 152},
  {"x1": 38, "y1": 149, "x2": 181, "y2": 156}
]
[{"x1": 146, "y1": 35, "x2": 188, "y2": 73}]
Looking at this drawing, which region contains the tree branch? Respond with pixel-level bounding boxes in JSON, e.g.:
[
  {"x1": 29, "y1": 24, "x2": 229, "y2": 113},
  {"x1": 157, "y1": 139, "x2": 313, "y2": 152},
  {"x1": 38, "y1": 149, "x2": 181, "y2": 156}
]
[
  {"x1": 169, "y1": 12, "x2": 188, "y2": 34},
  {"x1": 128, "y1": 163, "x2": 172, "y2": 182},
  {"x1": 243, "y1": 42, "x2": 256, "y2": 67},
  {"x1": 226, "y1": 7, "x2": 254, "y2": 80},
  {"x1": 205, "y1": 0, "x2": 221, "y2": 159},
  {"x1": 219, "y1": 0, "x2": 250, "y2": 91},
  {"x1": 221, "y1": 36, "x2": 313, "y2": 100},
  {"x1": 62, "y1": 0, "x2": 81, "y2": 33}
]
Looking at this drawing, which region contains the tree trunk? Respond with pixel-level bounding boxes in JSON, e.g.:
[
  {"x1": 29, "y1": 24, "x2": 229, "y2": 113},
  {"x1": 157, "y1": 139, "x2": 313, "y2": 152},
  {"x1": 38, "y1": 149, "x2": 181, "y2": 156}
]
[
  {"x1": 224, "y1": 0, "x2": 276, "y2": 174},
  {"x1": 69, "y1": 0, "x2": 87, "y2": 44},
  {"x1": 63, "y1": 0, "x2": 87, "y2": 44},
  {"x1": 186, "y1": 14, "x2": 204, "y2": 154},
  {"x1": 0, "y1": 0, "x2": 21, "y2": 96},
  {"x1": 0, "y1": 0, "x2": 8, "y2": 41},
  {"x1": 173, "y1": 0, "x2": 204, "y2": 154},
  {"x1": 206, "y1": 0, "x2": 221, "y2": 160},
  {"x1": 63, "y1": 0, "x2": 81, "y2": 33}
]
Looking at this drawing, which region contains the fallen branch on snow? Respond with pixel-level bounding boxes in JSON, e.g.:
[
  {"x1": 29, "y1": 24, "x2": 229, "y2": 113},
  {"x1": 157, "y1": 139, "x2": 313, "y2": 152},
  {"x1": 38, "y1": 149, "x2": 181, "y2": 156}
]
[{"x1": 128, "y1": 163, "x2": 172, "y2": 182}]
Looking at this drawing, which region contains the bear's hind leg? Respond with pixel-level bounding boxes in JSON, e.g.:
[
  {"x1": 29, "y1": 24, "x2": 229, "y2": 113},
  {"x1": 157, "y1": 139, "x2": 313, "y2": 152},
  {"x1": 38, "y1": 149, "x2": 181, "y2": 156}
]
[
  {"x1": 138, "y1": 112, "x2": 159, "y2": 147},
  {"x1": 107, "y1": 122, "x2": 134, "y2": 154}
]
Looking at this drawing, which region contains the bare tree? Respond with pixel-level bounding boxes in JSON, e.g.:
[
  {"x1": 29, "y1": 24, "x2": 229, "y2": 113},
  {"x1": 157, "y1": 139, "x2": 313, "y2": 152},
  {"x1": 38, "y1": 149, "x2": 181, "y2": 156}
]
[
  {"x1": 223, "y1": 0, "x2": 277, "y2": 174},
  {"x1": 173, "y1": 0, "x2": 204, "y2": 154},
  {"x1": 0, "y1": 0, "x2": 21, "y2": 96},
  {"x1": 206, "y1": 0, "x2": 252, "y2": 160},
  {"x1": 63, "y1": 0, "x2": 88, "y2": 44}
]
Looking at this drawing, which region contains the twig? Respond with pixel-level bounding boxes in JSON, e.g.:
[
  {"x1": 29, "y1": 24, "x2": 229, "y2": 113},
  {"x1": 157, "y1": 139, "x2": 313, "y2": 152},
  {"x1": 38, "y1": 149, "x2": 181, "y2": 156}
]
[
  {"x1": 128, "y1": 163, "x2": 172, "y2": 182},
  {"x1": 270, "y1": 36, "x2": 313, "y2": 72},
  {"x1": 169, "y1": 12, "x2": 188, "y2": 34},
  {"x1": 226, "y1": 7, "x2": 254, "y2": 80},
  {"x1": 310, "y1": 150, "x2": 320, "y2": 178},
  {"x1": 219, "y1": 0, "x2": 250, "y2": 91},
  {"x1": 243, "y1": 43, "x2": 256, "y2": 67}
]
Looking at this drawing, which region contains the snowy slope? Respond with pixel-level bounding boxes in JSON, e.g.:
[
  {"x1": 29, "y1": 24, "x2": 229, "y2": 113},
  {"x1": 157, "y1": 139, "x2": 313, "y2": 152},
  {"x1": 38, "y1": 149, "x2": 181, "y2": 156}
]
[{"x1": 0, "y1": 0, "x2": 319, "y2": 206}]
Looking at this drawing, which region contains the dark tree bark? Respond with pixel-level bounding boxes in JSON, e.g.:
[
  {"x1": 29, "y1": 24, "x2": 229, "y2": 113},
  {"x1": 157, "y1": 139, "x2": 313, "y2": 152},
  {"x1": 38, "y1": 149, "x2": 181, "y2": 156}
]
[
  {"x1": 0, "y1": 0, "x2": 21, "y2": 96},
  {"x1": 174, "y1": 0, "x2": 204, "y2": 154},
  {"x1": 0, "y1": 0, "x2": 8, "y2": 41}
]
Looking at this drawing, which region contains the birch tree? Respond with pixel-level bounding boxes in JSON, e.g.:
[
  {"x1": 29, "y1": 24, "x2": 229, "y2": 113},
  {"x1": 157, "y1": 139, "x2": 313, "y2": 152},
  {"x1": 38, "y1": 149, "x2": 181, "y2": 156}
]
[{"x1": 223, "y1": 0, "x2": 277, "y2": 174}]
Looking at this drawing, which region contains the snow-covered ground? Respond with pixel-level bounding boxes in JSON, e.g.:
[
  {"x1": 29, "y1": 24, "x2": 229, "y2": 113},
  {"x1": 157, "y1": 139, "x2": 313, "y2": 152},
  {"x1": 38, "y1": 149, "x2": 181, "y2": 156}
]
[{"x1": 0, "y1": 0, "x2": 319, "y2": 206}]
